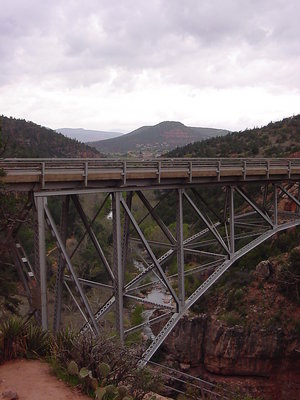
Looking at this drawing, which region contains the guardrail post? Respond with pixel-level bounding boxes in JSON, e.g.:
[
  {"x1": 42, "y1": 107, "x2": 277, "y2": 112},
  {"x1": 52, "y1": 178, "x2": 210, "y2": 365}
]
[
  {"x1": 189, "y1": 161, "x2": 193, "y2": 183},
  {"x1": 122, "y1": 161, "x2": 127, "y2": 185},
  {"x1": 157, "y1": 161, "x2": 161, "y2": 184},
  {"x1": 41, "y1": 162, "x2": 45, "y2": 189},
  {"x1": 84, "y1": 161, "x2": 88, "y2": 187},
  {"x1": 267, "y1": 160, "x2": 270, "y2": 180},
  {"x1": 243, "y1": 160, "x2": 247, "y2": 180},
  {"x1": 217, "y1": 161, "x2": 221, "y2": 181}
]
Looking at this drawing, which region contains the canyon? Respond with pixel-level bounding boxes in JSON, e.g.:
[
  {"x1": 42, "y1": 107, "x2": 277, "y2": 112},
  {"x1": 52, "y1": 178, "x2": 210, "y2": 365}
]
[{"x1": 154, "y1": 311, "x2": 300, "y2": 399}]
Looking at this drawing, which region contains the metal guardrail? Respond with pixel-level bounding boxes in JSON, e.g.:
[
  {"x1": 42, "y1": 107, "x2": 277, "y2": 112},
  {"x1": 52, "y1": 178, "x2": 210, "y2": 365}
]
[
  {"x1": 1, "y1": 158, "x2": 300, "y2": 189},
  {"x1": 2, "y1": 157, "x2": 300, "y2": 169}
]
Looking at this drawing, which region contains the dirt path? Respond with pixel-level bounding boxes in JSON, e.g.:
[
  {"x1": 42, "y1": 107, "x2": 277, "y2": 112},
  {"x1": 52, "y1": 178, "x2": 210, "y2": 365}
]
[{"x1": 0, "y1": 359, "x2": 90, "y2": 400}]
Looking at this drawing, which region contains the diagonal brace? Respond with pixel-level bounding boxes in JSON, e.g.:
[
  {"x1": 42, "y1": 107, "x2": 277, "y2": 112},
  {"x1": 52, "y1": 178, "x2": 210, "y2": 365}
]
[
  {"x1": 71, "y1": 194, "x2": 114, "y2": 281},
  {"x1": 183, "y1": 190, "x2": 230, "y2": 255},
  {"x1": 136, "y1": 191, "x2": 176, "y2": 244},
  {"x1": 278, "y1": 184, "x2": 300, "y2": 209},
  {"x1": 44, "y1": 204, "x2": 100, "y2": 335},
  {"x1": 120, "y1": 197, "x2": 180, "y2": 310},
  {"x1": 70, "y1": 194, "x2": 110, "y2": 259},
  {"x1": 235, "y1": 187, "x2": 274, "y2": 227}
]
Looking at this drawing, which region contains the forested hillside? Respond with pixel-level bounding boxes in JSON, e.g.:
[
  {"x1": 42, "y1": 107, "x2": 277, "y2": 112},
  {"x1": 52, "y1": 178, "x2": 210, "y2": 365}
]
[
  {"x1": 1, "y1": 116, "x2": 100, "y2": 158},
  {"x1": 88, "y1": 121, "x2": 228, "y2": 156},
  {"x1": 167, "y1": 115, "x2": 300, "y2": 158}
]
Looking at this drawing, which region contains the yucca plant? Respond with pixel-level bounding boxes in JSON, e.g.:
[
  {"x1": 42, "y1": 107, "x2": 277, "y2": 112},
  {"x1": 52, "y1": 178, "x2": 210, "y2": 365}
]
[
  {"x1": 25, "y1": 324, "x2": 51, "y2": 358},
  {"x1": 0, "y1": 316, "x2": 26, "y2": 360},
  {"x1": 52, "y1": 327, "x2": 78, "y2": 363}
]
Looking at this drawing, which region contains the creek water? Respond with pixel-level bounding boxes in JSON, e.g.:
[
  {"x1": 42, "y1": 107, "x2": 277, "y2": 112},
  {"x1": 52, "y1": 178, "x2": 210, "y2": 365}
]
[{"x1": 133, "y1": 259, "x2": 172, "y2": 339}]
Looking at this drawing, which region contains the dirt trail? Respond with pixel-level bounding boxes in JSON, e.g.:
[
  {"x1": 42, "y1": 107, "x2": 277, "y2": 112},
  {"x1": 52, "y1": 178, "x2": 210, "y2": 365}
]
[{"x1": 0, "y1": 359, "x2": 90, "y2": 400}]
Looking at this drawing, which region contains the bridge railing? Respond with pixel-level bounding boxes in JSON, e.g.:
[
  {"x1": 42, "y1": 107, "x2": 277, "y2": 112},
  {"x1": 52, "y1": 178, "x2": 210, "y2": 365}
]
[
  {"x1": 1, "y1": 158, "x2": 300, "y2": 187},
  {"x1": 2, "y1": 157, "x2": 300, "y2": 168}
]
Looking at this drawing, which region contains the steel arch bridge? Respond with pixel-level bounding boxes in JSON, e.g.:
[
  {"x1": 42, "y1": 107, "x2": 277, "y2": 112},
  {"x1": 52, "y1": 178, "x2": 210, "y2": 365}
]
[{"x1": 1, "y1": 157, "x2": 300, "y2": 367}]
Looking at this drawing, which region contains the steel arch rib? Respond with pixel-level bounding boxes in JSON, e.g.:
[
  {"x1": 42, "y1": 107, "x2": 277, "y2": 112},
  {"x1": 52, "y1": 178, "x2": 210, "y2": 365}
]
[{"x1": 138, "y1": 218, "x2": 300, "y2": 367}]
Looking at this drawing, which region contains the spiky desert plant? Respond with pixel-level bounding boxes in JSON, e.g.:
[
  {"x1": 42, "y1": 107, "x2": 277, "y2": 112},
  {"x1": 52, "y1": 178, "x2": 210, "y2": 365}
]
[
  {"x1": 53, "y1": 327, "x2": 77, "y2": 363},
  {"x1": 98, "y1": 362, "x2": 111, "y2": 379},
  {"x1": 0, "y1": 316, "x2": 26, "y2": 360},
  {"x1": 67, "y1": 360, "x2": 79, "y2": 376},
  {"x1": 116, "y1": 385, "x2": 128, "y2": 399},
  {"x1": 25, "y1": 323, "x2": 50, "y2": 357}
]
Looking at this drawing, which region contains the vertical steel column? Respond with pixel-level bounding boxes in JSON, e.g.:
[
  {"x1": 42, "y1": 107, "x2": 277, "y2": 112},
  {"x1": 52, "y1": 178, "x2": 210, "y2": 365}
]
[
  {"x1": 112, "y1": 191, "x2": 124, "y2": 344},
  {"x1": 36, "y1": 196, "x2": 48, "y2": 330},
  {"x1": 176, "y1": 189, "x2": 185, "y2": 309},
  {"x1": 274, "y1": 184, "x2": 278, "y2": 226},
  {"x1": 53, "y1": 195, "x2": 69, "y2": 332},
  {"x1": 263, "y1": 184, "x2": 269, "y2": 211},
  {"x1": 229, "y1": 186, "x2": 235, "y2": 255},
  {"x1": 122, "y1": 192, "x2": 133, "y2": 278},
  {"x1": 297, "y1": 184, "x2": 300, "y2": 214}
]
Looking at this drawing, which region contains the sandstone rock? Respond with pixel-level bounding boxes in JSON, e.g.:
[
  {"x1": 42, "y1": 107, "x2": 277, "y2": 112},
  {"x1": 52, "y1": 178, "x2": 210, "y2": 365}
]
[
  {"x1": 203, "y1": 319, "x2": 285, "y2": 376},
  {"x1": 255, "y1": 260, "x2": 272, "y2": 280},
  {"x1": 2, "y1": 391, "x2": 19, "y2": 400},
  {"x1": 179, "y1": 363, "x2": 190, "y2": 371}
]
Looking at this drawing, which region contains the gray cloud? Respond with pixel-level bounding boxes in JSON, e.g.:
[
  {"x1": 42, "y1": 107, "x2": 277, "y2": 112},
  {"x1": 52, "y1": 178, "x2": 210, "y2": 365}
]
[
  {"x1": 1, "y1": 0, "x2": 300, "y2": 90},
  {"x1": 1, "y1": 0, "x2": 300, "y2": 132}
]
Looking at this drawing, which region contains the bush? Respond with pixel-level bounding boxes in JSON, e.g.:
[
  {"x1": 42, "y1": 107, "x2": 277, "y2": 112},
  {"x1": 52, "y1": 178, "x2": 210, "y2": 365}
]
[
  {"x1": 221, "y1": 311, "x2": 241, "y2": 327},
  {"x1": 0, "y1": 316, "x2": 51, "y2": 362}
]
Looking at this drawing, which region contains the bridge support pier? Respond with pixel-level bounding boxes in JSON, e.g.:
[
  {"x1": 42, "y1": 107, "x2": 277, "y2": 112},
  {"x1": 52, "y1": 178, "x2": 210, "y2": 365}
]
[
  {"x1": 176, "y1": 189, "x2": 185, "y2": 309},
  {"x1": 112, "y1": 192, "x2": 124, "y2": 344},
  {"x1": 53, "y1": 195, "x2": 69, "y2": 332},
  {"x1": 35, "y1": 196, "x2": 48, "y2": 330}
]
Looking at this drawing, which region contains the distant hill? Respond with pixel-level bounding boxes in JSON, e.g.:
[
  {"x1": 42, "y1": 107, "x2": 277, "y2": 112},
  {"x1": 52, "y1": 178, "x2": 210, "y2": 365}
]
[
  {"x1": 166, "y1": 115, "x2": 300, "y2": 158},
  {"x1": 1, "y1": 116, "x2": 100, "y2": 158},
  {"x1": 87, "y1": 121, "x2": 228, "y2": 156},
  {"x1": 56, "y1": 128, "x2": 123, "y2": 143}
]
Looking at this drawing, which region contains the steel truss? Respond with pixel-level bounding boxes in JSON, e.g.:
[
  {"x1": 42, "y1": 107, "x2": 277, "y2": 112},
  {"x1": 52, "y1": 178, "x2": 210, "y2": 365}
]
[{"x1": 9, "y1": 179, "x2": 300, "y2": 366}]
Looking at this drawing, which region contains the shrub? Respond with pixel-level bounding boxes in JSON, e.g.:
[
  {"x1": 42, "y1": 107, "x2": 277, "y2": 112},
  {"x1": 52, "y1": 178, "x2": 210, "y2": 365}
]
[
  {"x1": 221, "y1": 311, "x2": 241, "y2": 327},
  {"x1": 0, "y1": 316, "x2": 26, "y2": 361},
  {"x1": 25, "y1": 324, "x2": 51, "y2": 358}
]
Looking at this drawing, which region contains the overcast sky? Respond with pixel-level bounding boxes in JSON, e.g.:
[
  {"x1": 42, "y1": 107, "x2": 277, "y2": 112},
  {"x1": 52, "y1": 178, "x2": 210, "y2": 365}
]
[{"x1": 1, "y1": 0, "x2": 300, "y2": 133}]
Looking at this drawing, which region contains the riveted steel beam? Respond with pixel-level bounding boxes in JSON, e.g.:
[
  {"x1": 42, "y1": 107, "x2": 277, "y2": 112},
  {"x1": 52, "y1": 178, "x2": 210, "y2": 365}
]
[
  {"x1": 35, "y1": 196, "x2": 48, "y2": 330},
  {"x1": 234, "y1": 187, "x2": 273, "y2": 227},
  {"x1": 120, "y1": 196, "x2": 180, "y2": 310},
  {"x1": 53, "y1": 195, "x2": 69, "y2": 332},
  {"x1": 71, "y1": 194, "x2": 114, "y2": 281},
  {"x1": 183, "y1": 190, "x2": 230, "y2": 255},
  {"x1": 176, "y1": 189, "x2": 185, "y2": 309},
  {"x1": 112, "y1": 192, "x2": 124, "y2": 344},
  {"x1": 44, "y1": 203, "x2": 100, "y2": 335},
  {"x1": 136, "y1": 191, "x2": 176, "y2": 244}
]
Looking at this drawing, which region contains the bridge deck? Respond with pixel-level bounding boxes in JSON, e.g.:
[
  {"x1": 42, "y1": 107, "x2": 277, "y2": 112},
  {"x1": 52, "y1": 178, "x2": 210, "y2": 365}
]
[{"x1": 1, "y1": 158, "x2": 300, "y2": 191}]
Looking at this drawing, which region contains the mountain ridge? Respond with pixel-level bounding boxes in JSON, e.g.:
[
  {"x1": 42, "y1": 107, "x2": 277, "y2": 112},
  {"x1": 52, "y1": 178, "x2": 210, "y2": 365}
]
[
  {"x1": 87, "y1": 121, "x2": 228, "y2": 156},
  {"x1": 166, "y1": 115, "x2": 300, "y2": 158},
  {"x1": 1, "y1": 115, "x2": 100, "y2": 158},
  {"x1": 56, "y1": 128, "x2": 123, "y2": 143}
]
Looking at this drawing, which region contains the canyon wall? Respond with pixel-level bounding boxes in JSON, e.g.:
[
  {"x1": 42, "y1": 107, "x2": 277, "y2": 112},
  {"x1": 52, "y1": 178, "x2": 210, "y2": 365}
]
[{"x1": 154, "y1": 315, "x2": 300, "y2": 399}]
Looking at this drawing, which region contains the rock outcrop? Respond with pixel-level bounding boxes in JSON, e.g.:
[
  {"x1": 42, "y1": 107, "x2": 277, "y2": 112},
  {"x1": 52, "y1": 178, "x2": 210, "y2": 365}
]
[{"x1": 153, "y1": 315, "x2": 300, "y2": 399}]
